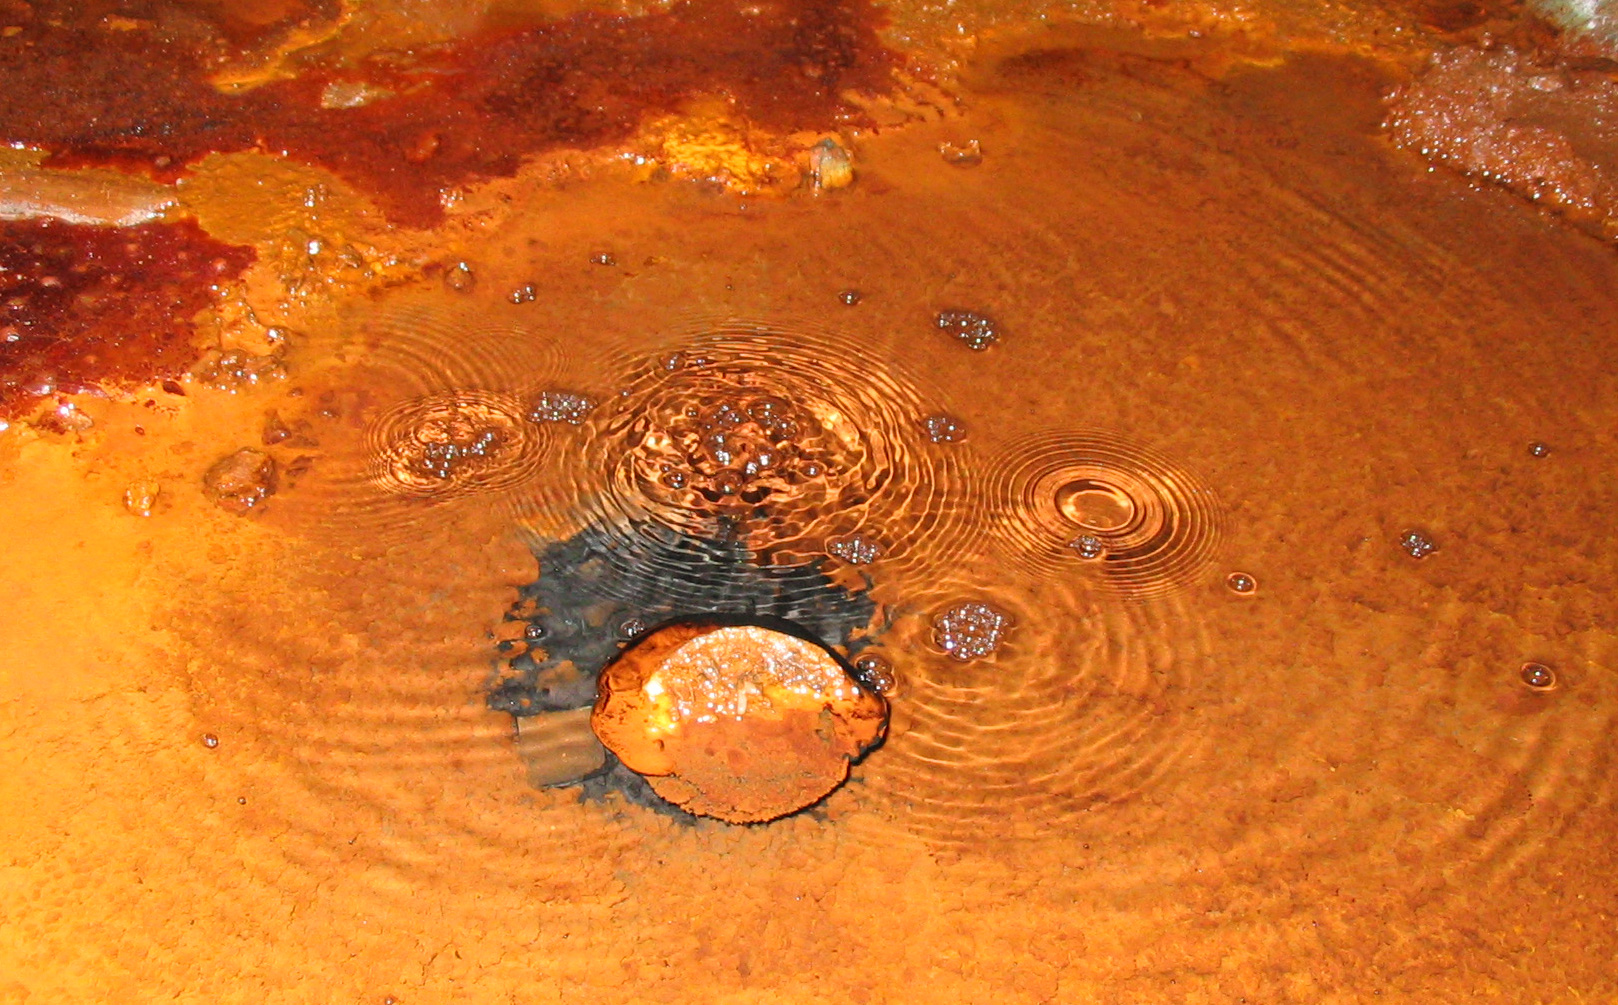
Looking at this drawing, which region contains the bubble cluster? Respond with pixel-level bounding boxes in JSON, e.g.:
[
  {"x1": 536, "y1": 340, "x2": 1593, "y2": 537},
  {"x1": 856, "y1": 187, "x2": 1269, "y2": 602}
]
[
  {"x1": 827, "y1": 532, "x2": 884, "y2": 565},
  {"x1": 1069, "y1": 534, "x2": 1105, "y2": 560},
  {"x1": 935, "y1": 309, "x2": 1000, "y2": 351},
  {"x1": 526, "y1": 389, "x2": 597, "y2": 425},
  {"x1": 1400, "y1": 529, "x2": 1438, "y2": 559},
  {"x1": 266, "y1": 300, "x2": 566, "y2": 545},
  {"x1": 985, "y1": 430, "x2": 1222, "y2": 596},
  {"x1": 567, "y1": 321, "x2": 981, "y2": 575},
  {"x1": 369, "y1": 392, "x2": 544, "y2": 498},
  {"x1": 923, "y1": 413, "x2": 966, "y2": 444},
  {"x1": 852, "y1": 652, "x2": 898, "y2": 694},
  {"x1": 939, "y1": 139, "x2": 984, "y2": 166},
  {"x1": 932, "y1": 601, "x2": 1012, "y2": 662}
]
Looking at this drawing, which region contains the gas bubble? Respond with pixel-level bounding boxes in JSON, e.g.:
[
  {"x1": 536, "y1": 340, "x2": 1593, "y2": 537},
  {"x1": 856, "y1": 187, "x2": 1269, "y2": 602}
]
[
  {"x1": 1520, "y1": 662, "x2": 1557, "y2": 691},
  {"x1": 1226, "y1": 572, "x2": 1257, "y2": 594}
]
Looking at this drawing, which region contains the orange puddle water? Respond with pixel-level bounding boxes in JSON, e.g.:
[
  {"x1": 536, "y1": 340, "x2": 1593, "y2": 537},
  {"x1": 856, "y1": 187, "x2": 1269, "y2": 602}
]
[{"x1": 3, "y1": 13, "x2": 1617, "y2": 1005}]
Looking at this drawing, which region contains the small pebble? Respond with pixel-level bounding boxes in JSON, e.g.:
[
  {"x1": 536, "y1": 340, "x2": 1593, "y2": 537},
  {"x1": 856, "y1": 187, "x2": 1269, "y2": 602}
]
[
  {"x1": 442, "y1": 261, "x2": 475, "y2": 292},
  {"x1": 203, "y1": 448, "x2": 277, "y2": 514},
  {"x1": 939, "y1": 139, "x2": 983, "y2": 166},
  {"x1": 810, "y1": 138, "x2": 854, "y2": 191}
]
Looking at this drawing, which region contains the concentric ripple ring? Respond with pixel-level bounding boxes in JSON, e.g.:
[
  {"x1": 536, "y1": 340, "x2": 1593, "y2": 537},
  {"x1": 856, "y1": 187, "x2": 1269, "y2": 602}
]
[
  {"x1": 986, "y1": 429, "x2": 1223, "y2": 596},
  {"x1": 546, "y1": 319, "x2": 984, "y2": 584}
]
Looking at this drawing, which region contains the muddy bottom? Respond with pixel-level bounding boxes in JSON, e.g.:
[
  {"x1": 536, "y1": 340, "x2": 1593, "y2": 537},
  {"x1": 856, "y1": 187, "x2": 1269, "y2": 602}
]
[{"x1": 2, "y1": 12, "x2": 1617, "y2": 1005}]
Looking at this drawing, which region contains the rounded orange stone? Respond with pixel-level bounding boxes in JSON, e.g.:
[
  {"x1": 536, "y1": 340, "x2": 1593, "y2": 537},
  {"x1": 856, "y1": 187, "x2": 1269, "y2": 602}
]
[{"x1": 591, "y1": 620, "x2": 888, "y2": 823}]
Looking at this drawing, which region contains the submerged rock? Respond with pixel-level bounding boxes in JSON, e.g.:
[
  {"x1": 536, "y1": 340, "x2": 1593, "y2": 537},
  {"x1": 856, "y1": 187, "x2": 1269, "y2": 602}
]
[
  {"x1": 591, "y1": 618, "x2": 888, "y2": 823},
  {"x1": 203, "y1": 448, "x2": 277, "y2": 514}
]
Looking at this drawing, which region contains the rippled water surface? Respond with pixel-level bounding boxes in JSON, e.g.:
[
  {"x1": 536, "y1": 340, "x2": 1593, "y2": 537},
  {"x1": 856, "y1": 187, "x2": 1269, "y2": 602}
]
[{"x1": 3, "y1": 14, "x2": 1617, "y2": 1004}]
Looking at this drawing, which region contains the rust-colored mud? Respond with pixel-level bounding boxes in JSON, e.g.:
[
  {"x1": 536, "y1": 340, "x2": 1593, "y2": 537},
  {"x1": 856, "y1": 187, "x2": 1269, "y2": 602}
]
[
  {"x1": 1, "y1": 0, "x2": 897, "y2": 225},
  {"x1": 0, "y1": 218, "x2": 254, "y2": 422}
]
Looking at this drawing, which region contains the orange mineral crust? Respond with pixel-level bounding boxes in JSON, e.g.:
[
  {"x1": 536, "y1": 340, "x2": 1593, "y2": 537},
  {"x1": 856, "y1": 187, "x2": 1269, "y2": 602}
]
[
  {"x1": 0, "y1": 217, "x2": 255, "y2": 423},
  {"x1": 0, "y1": 0, "x2": 898, "y2": 227},
  {"x1": 592, "y1": 620, "x2": 888, "y2": 823}
]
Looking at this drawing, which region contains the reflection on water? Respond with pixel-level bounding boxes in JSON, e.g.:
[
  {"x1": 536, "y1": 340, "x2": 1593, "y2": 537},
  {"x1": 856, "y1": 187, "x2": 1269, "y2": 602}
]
[{"x1": 3, "y1": 9, "x2": 1618, "y2": 1004}]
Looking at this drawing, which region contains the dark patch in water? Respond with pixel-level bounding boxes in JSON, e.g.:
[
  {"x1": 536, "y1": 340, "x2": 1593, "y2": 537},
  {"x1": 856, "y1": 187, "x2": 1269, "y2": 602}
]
[{"x1": 489, "y1": 520, "x2": 882, "y2": 717}]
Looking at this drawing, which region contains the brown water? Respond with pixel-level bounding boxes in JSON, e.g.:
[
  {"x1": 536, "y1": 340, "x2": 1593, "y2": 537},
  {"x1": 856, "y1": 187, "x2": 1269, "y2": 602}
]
[{"x1": 3, "y1": 6, "x2": 1618, "y2": 1003}]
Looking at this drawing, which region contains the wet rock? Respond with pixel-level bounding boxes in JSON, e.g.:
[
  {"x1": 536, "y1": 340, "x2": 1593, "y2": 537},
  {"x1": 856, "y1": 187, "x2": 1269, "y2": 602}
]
[
  {"x1": 203, "y1": 448, "x2": 277, "y2": 514},
  {"x1": 591, "y1": 618, "x2": 887, "y2": 823},
  {"x1": 810, "y1": 138, "x2": 854, "y2": 191}
]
